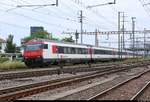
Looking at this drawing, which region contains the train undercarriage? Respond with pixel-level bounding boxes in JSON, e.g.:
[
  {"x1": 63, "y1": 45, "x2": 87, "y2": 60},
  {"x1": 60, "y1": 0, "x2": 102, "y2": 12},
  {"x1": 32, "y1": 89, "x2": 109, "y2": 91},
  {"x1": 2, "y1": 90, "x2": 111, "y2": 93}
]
[{"x1": 24, "y1": 57, "x2": 125, "y2": 68}]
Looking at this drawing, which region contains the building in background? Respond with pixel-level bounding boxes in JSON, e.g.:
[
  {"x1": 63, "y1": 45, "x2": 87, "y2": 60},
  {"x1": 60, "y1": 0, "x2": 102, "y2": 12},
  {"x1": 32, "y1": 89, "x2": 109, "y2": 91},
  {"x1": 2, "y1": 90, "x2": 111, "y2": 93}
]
[
  {"x1": 0, "y1": 38, "x2": 6, "y2": 53},
  {"x1": 21, "y1": 26, "x2": 45, "y2": 45},
  {"x1": 30, "y1": 26, "x2": 44, "y2": 35}
]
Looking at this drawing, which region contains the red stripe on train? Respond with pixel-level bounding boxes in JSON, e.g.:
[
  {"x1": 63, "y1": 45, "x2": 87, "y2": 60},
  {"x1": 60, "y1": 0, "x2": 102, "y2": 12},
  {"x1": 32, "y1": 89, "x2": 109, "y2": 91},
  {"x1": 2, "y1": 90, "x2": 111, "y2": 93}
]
[
  {"x1": 52, "y1": 45, "x2": 58, "y2": 53},
  {"x1": 24, "y1": 49, "x2": 43, "y2": 58}
]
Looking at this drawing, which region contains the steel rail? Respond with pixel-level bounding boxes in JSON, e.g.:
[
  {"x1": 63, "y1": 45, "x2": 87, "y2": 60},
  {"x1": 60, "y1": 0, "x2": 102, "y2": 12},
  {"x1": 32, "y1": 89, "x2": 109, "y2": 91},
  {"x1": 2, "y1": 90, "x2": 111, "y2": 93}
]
[
  {"x1": 0, "y1": 61, "x2": 147, "y2": 95},
  {"x1": 130, "y1": 81, "x2": 150, "y2": 100},
  {"x1": 0, "y1": 67, "x2": 115, "y2": 95},
  {"x1": 0, "y1": 63, "x2": 142, "y2": 101},
  {"x1": 87, "y1": 69, "x2": 150, "y2": 100},
  {"x1": 0, "y1": 60, "x2": 145, "y2": 80}
]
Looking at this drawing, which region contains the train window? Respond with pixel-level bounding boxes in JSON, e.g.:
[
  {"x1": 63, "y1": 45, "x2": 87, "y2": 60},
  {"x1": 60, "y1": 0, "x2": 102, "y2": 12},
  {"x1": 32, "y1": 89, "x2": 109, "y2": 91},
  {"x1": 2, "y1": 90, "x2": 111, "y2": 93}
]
[
  {"x1": 71, "y1": 48, "x2": 76, "y2": 54},
  {"x1": 107, "y1": 50, "x2": 111, "y2": 55},
  {"x1": 95, "y1": 49, "x2": 101, "y2": 54},
  {"x1": 103, "y1": 50, "x2": 107, "y2": 54},
  {"x1": 98, "y1": 50, "x2": 101, "y2": 54},
  {"x1": 103, "y1": 50, "x2": 109, "y2": 55},
  {"x1": 85, "y1": 49, "x2": 88, "y2": 54},
  {"x1": 81, "y1": 49, "x2": 84, "y2": 54},
  {"x1": 78, "y1": 48, "x2": 82, "y2": 54},
  {"x1": 95, "y1": 50, "x2": 98, "y2": 54},
  {"x1": 80, "y1": 49, "x2": 83, "y2": 54},
  {"x1": 58, "y1": 46, "x2": 64, "y2": 53},
  {"x1": 94, "y1": 49, "x2": 96, "y2": 54},
  {"x1": 43, "y1": 44, "x2": 48, "y2": 49},
  {"x1": 64, "y1": 47, "x2": 68, "y2": 54},
  {"x1": 83, "y1": 49, "x2": 87, "y2": 54},
  {"x1": 108, "y1": 50, "x2": 113, "y2": 55},
  {"x1": 123, "y1": 52, "x2": 127, "y2": 55},
  {"x1": 102, "y1": 50, "x2": 106, "y2": 54},
  {"x1": 67, "y1": 47, "x2": 71, "y2": 54},
  {"x1": 83, "y1": 49, "x2": 86, "y2": 54},
  {"x1": 101, "y1": 50, "x2": 105, "y2": 54},
  {"x1": 80, "y1": 48, "x2": 83, "y2": 54},
  {"x1": 75, "y1": 48, "x2": 78, "y2": 54},
  {"x1": 100, "y1": 50, "x2": 102, "y2": 54}
]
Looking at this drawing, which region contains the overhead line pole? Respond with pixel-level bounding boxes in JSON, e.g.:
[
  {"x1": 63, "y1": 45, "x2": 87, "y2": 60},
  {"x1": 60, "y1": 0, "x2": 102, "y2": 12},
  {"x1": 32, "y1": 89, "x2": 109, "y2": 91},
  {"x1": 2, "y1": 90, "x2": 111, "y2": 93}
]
[
  {"x1": 144, "y1": 28, "x2": 146, "y2": 57},
  {"x1": 95, "y1": 29, "x2": 99, "y2": 47},
  {"x1": 122, "y1": 12, "x2": 125, "y2": 50},
  {"x1": 79, "y1": 10, "x2": 83, "y2": 44},
  {"x1": 120, "y1": 35, "x2": 123, "y2": 59},
  {"x1": 118, "y1": 12, "x2": 121, "y2": 59},
  {"x1": 132, "y1": 17, "x2": 136, "y2": 58},
  {"x1": 85, "y1": 0, "x2": 116, "y2": 46}
]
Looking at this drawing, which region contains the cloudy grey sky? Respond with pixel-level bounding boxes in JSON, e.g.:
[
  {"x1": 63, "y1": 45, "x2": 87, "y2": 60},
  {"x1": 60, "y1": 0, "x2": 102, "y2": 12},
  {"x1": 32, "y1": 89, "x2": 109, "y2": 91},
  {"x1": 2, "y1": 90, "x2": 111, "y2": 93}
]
[{"x1": 0, "y1": 0, "x2": 150, "y2": 48}]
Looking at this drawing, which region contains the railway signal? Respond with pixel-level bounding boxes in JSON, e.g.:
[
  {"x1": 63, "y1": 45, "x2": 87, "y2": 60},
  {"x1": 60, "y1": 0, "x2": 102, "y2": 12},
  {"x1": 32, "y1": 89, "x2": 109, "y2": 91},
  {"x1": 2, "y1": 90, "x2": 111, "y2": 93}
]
[{"x1": 75, "y1": 30, "x2": 79, "y2": 44}]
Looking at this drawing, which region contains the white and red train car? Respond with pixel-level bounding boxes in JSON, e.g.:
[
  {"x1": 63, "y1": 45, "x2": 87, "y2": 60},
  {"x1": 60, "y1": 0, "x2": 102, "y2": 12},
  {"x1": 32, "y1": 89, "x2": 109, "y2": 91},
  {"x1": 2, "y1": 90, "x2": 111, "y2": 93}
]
[{"x1": 23, "y1": 39, "x2": 133, "y2": 67}]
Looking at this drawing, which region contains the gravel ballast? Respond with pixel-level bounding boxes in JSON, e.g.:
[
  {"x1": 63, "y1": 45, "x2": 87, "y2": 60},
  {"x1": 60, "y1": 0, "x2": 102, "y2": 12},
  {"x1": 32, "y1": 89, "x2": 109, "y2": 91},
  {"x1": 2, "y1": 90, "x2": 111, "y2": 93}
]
[
  {"x1": 95, "y1": 71, "x2": 150, "y2": 100},
  {"x1": 0, "y1": 71, "x2": 96, "y2": 90},
  {"x1": 136, "y1": 83, "x2": 150, "y2": 100},
  {"x1": 20, "y1": 66, "x2": 150, "y2": 100}
]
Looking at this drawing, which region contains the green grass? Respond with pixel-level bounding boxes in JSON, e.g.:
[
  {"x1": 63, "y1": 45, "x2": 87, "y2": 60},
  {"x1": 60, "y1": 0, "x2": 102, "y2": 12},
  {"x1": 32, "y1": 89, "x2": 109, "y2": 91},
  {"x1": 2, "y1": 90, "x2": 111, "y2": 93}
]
[
  {"x1": 0, "y1": 61, "x2": 27, "y2": 70},
  {"x1": 0, "y1": 57, "x2": 9, "y2": 63},
  {"x1": 0, "y1": 57, "x2": 149, "y2": 70}
]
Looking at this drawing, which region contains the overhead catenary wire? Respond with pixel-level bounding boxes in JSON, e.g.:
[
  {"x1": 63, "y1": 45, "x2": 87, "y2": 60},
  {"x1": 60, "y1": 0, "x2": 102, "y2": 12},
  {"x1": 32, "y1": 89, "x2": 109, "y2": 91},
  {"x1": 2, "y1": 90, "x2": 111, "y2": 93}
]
[
  {"x1": 0, "y1": 0, "x2": 104, "y2": 35},
  {"x1": 0, "y1": 0, "x2": 144, "y2": 49},
  {"x1": 0, "y1": 19, "x2": 29, "y2": 29},
  {"x1": 0, "y1": 1, "x2": 76, "y2": 29},
  {"x1": 139, "y1": 0, "x2": 150, "y2": 18},
  {"x1": 5, "y1": 0, "x2": 106, "y2": 31},
  {"x1": 2, "y1": 0, "x2": 116, "y2": 31},
  {"x1": 70, "y1": 0, "x2": 117, "y2": 27},
  {"x1": 27, "y1": 0, "x2": 110, "y2": 30},
  {"x1": 0, "y1": 2, "x2": 78, "y2": 31},
  {"x1": 60, "y1": 0, "x2": 110, "y2": 30}
]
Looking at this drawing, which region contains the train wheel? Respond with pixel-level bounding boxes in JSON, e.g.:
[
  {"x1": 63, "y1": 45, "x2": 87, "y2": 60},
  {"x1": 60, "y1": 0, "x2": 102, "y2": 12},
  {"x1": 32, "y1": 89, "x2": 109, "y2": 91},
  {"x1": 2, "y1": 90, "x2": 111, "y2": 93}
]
[{"x1": 24, "y1": 61, "x2": 35, "y2": 68}]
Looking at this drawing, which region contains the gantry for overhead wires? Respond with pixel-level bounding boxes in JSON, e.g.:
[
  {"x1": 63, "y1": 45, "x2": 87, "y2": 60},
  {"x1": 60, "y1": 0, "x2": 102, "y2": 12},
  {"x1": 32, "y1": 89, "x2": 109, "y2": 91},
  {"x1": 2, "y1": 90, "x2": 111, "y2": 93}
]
[
  {"x1": 0, "y1": 0, "x2": 80, "y2": 31},
  {"x1": 0, "y1": 0, "x2": 111, "y2": 32}
]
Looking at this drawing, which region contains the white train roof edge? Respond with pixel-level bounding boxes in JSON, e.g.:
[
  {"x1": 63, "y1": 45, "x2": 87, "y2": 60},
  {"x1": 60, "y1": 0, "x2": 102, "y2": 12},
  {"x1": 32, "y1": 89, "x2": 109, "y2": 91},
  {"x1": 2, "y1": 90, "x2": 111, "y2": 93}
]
[{"x1": 27, "y1": 38, "x2": 131, "y2": 52}]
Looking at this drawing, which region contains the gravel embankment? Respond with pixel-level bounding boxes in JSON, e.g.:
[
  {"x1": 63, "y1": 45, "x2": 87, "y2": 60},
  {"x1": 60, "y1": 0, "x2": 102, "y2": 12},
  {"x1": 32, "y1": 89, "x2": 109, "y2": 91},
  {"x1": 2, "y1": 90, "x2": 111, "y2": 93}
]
[
  {"x1": 0, "y1": 71, "x2": 95, "y2": 90},
  {"x1": 96, "y1": 71, "x2": 150, "y2": 100},
  {"x1": 20, "y1": 66, "x2": 149, "y2": 100},
  {"x1": 136, "y1": 84, "x2": 150, "y2": 100}
]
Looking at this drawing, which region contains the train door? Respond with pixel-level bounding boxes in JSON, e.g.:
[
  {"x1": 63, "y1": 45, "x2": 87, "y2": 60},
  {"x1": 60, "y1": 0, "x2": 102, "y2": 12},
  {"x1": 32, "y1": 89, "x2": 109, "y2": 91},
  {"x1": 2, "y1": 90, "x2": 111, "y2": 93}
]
[
  {"x1": 89, "y1": 47, "x2": 93, "y2": 62},
  {"x1": 43, "y1": 43, "x2": 50, "y2": 59}
]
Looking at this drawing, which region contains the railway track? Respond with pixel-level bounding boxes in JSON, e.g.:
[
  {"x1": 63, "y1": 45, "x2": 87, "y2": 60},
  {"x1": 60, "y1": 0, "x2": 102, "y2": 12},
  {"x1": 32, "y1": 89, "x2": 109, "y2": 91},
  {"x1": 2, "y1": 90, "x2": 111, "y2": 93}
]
[
  {"x1": 0, "y1": 61, "x2": 148, "y2": 101},
  {"x1": 0, "y1": 60, "x2": 149, "y2": 80},
  {"x1": 88, "y1": 69, "x2": 150, "y2": 100},
  {"x1": 131, "y1": 81, "x2": 150, "y2": 100}
]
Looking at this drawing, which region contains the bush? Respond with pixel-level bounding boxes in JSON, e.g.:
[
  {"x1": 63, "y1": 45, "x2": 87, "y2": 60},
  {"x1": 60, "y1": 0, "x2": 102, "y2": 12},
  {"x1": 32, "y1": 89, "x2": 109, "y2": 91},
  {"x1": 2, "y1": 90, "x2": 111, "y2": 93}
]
[
  {"x1": 0, "y1": 57, "x2": 9, "y2": 63},
  {"x1": 0, "y1": 61, "x2": 27, "y2": 70}
]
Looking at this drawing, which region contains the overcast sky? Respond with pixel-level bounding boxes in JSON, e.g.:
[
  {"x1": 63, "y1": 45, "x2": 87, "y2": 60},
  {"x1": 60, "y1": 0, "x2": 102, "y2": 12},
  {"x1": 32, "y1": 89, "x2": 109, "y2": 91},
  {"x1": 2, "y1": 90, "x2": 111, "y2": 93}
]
[{"x1": 0, "y1": 0, "x2": 150, "y2": 48}]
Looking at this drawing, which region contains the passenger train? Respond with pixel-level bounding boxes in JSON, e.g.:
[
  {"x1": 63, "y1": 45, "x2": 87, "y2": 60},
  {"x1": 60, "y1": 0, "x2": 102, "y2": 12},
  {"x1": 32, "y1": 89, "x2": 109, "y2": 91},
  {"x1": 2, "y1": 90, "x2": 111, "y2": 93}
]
[{"x1": 23, "y1": 39, "x2": 133, "y2": 67}]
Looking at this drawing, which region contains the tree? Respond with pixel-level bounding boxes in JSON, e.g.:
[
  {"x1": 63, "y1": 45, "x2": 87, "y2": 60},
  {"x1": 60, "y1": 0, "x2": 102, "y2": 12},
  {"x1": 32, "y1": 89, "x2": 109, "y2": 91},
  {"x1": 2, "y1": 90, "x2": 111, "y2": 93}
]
[
  {"x1": 61, "y1": 36, "x2": 75, "y2": 43},
  {"x1": 15, "y1": 47, "x2": 21, "y2": 53},
  {"x1": 23, "y1": 30, "x2": 61, "y2": 43},
  {"x1": 23, "y1": 30, "x2": 75, "y2": 44},
  {"x1": 5, "y1": 34, "x2": 16, "y2": 53},
  {"x1": 24, "y1": 30, "x2": 51, "y2": 42}
]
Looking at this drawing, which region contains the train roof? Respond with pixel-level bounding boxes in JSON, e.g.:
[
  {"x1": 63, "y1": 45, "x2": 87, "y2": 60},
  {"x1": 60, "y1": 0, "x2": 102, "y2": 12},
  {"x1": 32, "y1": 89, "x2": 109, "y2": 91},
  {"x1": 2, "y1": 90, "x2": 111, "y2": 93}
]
[{"x1": 26, "y1": 38, "x2": 131, "y2": 52}]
